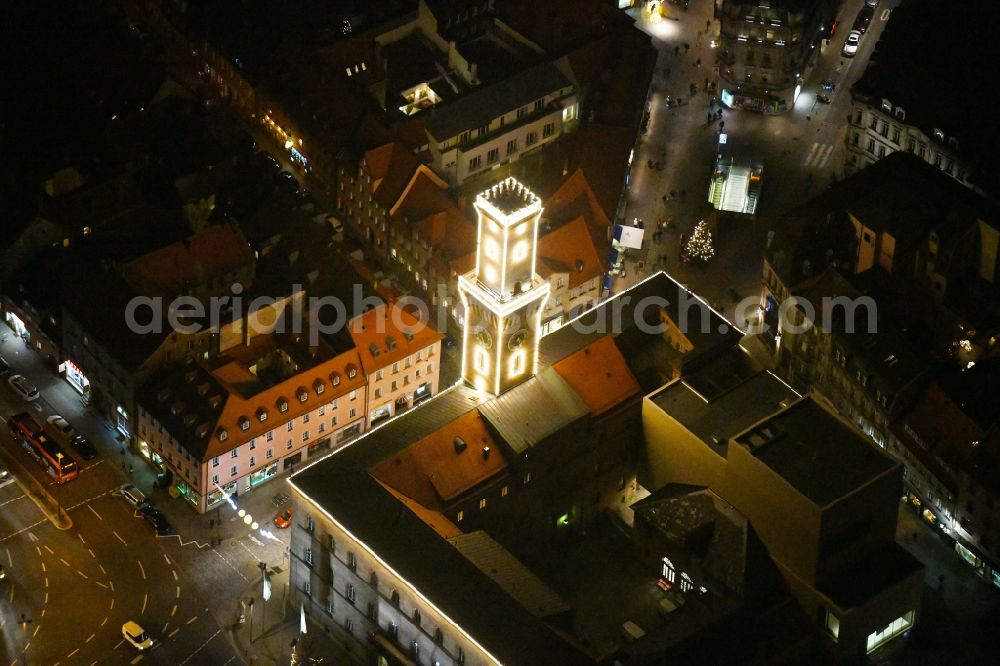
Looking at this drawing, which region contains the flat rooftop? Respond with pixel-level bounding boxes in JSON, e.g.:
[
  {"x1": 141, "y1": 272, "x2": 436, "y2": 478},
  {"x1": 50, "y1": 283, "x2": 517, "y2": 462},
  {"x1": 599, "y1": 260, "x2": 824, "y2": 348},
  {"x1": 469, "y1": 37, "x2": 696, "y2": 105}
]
[
  {"x1": 735, "y1": 398, "x2": 897, "y2": 507},
  {"x1": 650, "y1": 348, "x2": 798, "y2": 456}
]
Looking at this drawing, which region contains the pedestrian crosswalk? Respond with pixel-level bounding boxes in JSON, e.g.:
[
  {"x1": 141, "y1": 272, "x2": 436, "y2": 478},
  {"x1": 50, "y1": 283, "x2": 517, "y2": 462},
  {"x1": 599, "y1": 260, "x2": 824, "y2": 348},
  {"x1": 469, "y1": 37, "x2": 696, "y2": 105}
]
[{"x1": 803, "y1": 142, "x2": 835, "y2": 169}]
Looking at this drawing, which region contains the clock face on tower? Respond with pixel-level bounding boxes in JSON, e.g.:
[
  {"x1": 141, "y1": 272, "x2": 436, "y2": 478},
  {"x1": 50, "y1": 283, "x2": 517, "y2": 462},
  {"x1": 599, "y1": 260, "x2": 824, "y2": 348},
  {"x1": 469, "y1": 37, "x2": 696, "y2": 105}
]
[
  {"x1": 508, "y1": 329, "x2": 528, "y2": 351},
  {"x1": 476, "y1": 329, "x2": 493, "y2": 350}
]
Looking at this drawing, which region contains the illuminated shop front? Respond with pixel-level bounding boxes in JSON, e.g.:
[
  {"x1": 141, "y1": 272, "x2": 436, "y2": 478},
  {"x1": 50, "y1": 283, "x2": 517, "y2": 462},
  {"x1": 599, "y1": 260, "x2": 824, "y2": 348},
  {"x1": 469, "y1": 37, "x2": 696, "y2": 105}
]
[
  {"x1": 60, "y1": 357, "x2": 91, "y2": 395},
  {"x1": 136, "y1": 438, "x2": 164, "y2": 468},
  {"x1": 866, "y1": 611, "x2": 914, "y2": 653},
  {"x1": 4, "y1": 309, "x2": 28, "y2": 338},
  {"x1": 177, "y1": 481, "x2": 199, "y2": 509},
  {"x1": 115, "y1": 404, "x2": 131, "y2": 438},
  {"x1": 207, "y1": 480, "x2": 238, "y2": 508},
  {"x1": 249, "y1": 461, "x2": 279, "y2": 488},
  {"x1": 262, "y1": 113, "x2": 310, "y2": 170}
]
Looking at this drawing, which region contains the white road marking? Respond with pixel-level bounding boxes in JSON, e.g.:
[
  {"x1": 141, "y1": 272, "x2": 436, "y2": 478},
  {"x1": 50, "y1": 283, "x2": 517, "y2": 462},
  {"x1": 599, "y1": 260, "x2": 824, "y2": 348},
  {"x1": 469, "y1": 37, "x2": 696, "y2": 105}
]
[
  {"x1": 0, "y1": 494, "x2": 26, "y2": 507},
  {"x1": 170, "y1": 604, "x2": 177, "y2": 617},
  {"x1": 138, "y1": 560, "x2": 146, "y2": 580},
  {"x1": 880, "y1": 8, "x2": 891, "y2": 20},
  {"x1": 163, "y1": 554, "x2": 171, "y2": 565},
  {"x1": 175, "y1": 585, "x2": 181, "y2": 599},
  {"x1": 99, "y1": 564, "x2": 106, "y2": 575},
  {"x1": 172, "y1": 569, "x2": 178, "y2": 581},
  {"x1": 4, "y1": 547, "x2": 9, "y2": 567},
  {"x1": 85, "y1": 633, "x2": 95, "y2": 643},
  {"x1": 186, "y1": 616, "x2": 197, "y2": 625},
  {"x1": 101, "y1": 616, "x2": 108, "y2": 627},
  {"x1": 77, "y1": 533, "x2": 86, "y2": 544},
  {"x1": 40, "y1": 609, "x2": 45, "y2": 618},
  {"x1": 109, "y1": 598, "x2": 114, "y2": 610},
  {"x1": 66, "y1": 649, "x2": 79, "y2": 658},
  {"x1": 43, "y1": 592, "x2": 47, "y2": 604},
  {"x1": 41, "y1": 562, "x2": 46, "y2": 572},
  {"x1": 45, "y1": 546, "x2": 55, "y2": 555},
  {"x1": 141, "y1": 593, "x2": 147, "y2": 615},
  {"x1": 87, "y1": 505, "x2": 103, "y2": 521},
  {"x1": 76, "y1": 570, "x2": 88, "y2": 579},
  {"x1": 44, "y1": 576, "x2": 48, "y2": 588},
  {"x1": 168, "y1": 627, "x2": 180, "y2": 638},
  {"x1": 130, "y1": 655, "x2": 144, "y2": 664},
  {"x1": 112, "y1": 531, "x2": 127, "y2": 546},
  {"x1": 28, "y1": 532, "x2": 38, "y2": 542},
  {"x1": 178, "y1": 628, "x2": 223, "y2": 665},
  {"x1": 109, "y1": 581, "x2": 115, "y2": 593},
  {"x1": 32, "y1": 624, "x2": 40, "y2": 637},
  {"x1": 88, "y1": 548, "x2": 96, "y2": 559},
  {"x1": 95, "y1": 581, "x2": 108, "y2": 589}
]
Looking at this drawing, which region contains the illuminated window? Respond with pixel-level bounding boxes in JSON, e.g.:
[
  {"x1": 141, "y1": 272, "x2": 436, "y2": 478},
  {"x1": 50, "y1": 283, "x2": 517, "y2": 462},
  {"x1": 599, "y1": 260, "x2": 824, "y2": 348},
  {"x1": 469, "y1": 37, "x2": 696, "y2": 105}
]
[
  {"x1": 485, "y1": 238, "x2": 499, "y2": 260},
  {"x1": 512, "y1": 241, "x2": 528, "y2": 262},
  {"x1": 824, "y1": 608, "x2": 841, "y2": 641},
  {"x1": 475, "y1": 347, "x2": 490, "y2": 374},
  {"x1": 508, "y1": 350, "x2": 526, "y2": 376},
  {"x1": 484, "y1": 265, "x2": 497, "y2": 283},
  {"x1": 479, "y1": 498, "x2": 488, "y2": 510},
  {"x1": 866, "y1": 611, "x2": 914, "y2": 653},
  {"x1": 662, "y1": 557, "x2": 676, "y2": 583}
]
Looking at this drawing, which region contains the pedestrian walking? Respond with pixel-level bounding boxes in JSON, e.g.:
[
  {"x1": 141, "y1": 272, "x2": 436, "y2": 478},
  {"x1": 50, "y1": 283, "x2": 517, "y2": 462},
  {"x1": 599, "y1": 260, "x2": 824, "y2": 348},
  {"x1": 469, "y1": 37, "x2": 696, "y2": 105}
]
[
  {"x1": 128, "y1": 464, "x2": 134, "y2": 474},
  {"x1": 696, "y1": 58, "x2": 701, "y2": 67},
  {"x1": 683, "y1": 43, "x2": 690, "y2": 53},
  {"x1": 674, "y1": 45, "x2": 680, "y2": 56},
  {"x1": 704, "y1": 77, "x2": 708, "y2": 90},
  {"x1": 661, "y1": 194, "x2": 667, "y2": 203},
  {"x1": 707, "y1": 112, "x2": 713, "y2": 125},
  {"x1": 719, "y1": 120, "x2": 725, "y2": 131},
  {"x1": 706, "y1": 20, "x2": 711, "y2": 30}
]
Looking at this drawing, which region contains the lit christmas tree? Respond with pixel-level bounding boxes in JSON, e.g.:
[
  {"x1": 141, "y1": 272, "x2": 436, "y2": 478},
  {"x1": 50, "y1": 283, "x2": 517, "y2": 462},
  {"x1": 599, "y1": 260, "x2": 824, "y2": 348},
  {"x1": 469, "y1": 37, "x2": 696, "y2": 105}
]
[{"x1": 685, "y1": 220, "x2": 715, "y2": 262}]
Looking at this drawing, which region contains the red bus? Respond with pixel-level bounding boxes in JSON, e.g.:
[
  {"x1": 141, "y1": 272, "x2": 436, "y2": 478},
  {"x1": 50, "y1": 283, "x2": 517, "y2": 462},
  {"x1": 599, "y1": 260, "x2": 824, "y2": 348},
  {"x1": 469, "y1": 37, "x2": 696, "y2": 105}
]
[{"x1": 8, "y1": 412, "x2": 79, "y2": 483}]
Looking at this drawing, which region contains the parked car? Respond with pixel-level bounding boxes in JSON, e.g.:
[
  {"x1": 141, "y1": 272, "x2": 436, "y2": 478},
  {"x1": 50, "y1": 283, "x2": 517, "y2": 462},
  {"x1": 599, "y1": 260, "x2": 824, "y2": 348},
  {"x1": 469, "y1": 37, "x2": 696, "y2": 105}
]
[
  {"x1": 0, "y1": 564, "x2": 6, "y2": 580},
  {"x1": 0, "y1": 356, "x2": 11, "y2": 376},
  {"x1": 865, "y1": 0, "x2": 878, "y2": 7},
  {"x1": 842, "y1": 30, "x2": 861, "y2": 56},
  {"x1": 141, "y1": 505, "x2": 172, "y2": 535},
  {"x1": 0, "y1": 467, "x2": 9, "y2": 483},
  {"x1": 853, "y1": 6, "x2": 873, "y2": 33},
  {"x1": 118, "y1": 483, "x2": 148, "y2": 509},
  {"x1": 8, "y1": 374, "x2": 38, "y2": 401},
  {"x1": 820, "y1": 79, "x2": 835, "y2": 91},
  {"x1": 274, "y1": 506, "x2": 293, "y2": 529},
  {"x1": 46, "y1": 415, "x2": 76, "y2": 441},
  {"x1": 274, "y1": 171, "x2": 299, "y2": 195},
  {"x1": 122, "y1": 621, "x2": 154, "y2": 651},
  {"x1": 71, "y1": 435, "x2": 98, "y2": 460}
]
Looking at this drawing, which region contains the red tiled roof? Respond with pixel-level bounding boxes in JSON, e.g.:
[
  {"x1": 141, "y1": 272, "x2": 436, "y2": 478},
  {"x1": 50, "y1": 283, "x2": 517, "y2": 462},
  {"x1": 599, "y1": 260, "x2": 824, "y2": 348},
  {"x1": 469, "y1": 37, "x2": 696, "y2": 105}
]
[
  {"x1": 348, "y1": 303, "x2": 444, "y2": 376},
  {"x1": 365, "y1": 142, "x2": 422, "y2": 210},
  {"x1": 553, "y1": 335, "x2": 640, "y2": 416},
  {"x1": 120, "y1": 224, "x2": 254, "y2": 298},
  {"x1": 206, "y1": 348, "x2": 367, "y2": 462},
  {"x1": 537, "y1": 215, "x2": 605, "y2": 289},
  {"x1": 391, "y1": 168, "x2": 477, "y2": 267},
  {"x1": 370, "y1": 410, "x2": 508, "y2": 507}
]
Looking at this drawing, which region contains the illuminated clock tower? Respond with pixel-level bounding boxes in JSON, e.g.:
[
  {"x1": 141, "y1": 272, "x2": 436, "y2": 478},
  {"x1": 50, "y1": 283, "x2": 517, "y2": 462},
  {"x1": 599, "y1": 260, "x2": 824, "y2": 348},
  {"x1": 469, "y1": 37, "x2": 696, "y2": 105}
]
[{"x1": 458, "y1": 177, "x2": 550, "y2": 396}]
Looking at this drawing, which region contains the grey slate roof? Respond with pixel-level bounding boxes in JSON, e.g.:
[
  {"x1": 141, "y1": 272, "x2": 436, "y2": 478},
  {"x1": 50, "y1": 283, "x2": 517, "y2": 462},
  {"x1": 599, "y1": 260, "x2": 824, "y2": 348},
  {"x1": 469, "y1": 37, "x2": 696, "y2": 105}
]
[
  {"x1": 448, "y1": 531, "x2": 572, "y2": 618},
  {"x1": 422, "y1": 62, "x2": 571, "y2": 142},
  {"x1": 478, "y1": 367, "x2": 590, "y2": 454}
]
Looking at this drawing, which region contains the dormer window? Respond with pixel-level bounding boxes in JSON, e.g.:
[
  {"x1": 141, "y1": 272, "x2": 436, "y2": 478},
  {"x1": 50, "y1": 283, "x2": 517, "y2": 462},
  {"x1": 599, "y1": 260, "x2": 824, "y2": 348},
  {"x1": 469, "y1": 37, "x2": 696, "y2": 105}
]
[
  {"x1": 933, "y1": 128, "x2": 945, "y2": 142},
  {"x1": 277, "y1": 398, "x2": 289, "y2": 413},
  {"x1": 297, "y1": 388, "x2": 309, "y2": 403},
  {"x1": 239, "y1": 416, "x2": 250, "y2": 431},
  {"x1": 331, "y1": 372, "x2": 341, "y2": 387},
  {"x1": 256, "y1": 407, "x2": 268, "y2": 422},
  {"x1": 347, "y1": 364, "x2": 358, "y2": 379},
  {"x1": 217, "y1": 427, "x2": 228, "y2": 442},
  {"x1": 386, "y1": 335, "x2": 397, "y2": 351},
  {"x1": 313, "y1": 379, "x2": 325, "y2": 395},
  {"x1": 895, "y1": 107, "x2": 906, "y2": 121},
  {"x1": 881, "y1": 98, "x2": 892, "y2": 112},
  {"x1": 183, "y1": 414, "x2": 197, "y2": 427}
]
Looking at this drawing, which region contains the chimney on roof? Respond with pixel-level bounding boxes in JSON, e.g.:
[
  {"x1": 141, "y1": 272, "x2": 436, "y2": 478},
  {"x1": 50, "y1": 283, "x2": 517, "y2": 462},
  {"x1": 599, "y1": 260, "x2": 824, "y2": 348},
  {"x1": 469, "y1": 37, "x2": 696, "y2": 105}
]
[
  {"x1": 575, "y1": 259, "x2": 584, "y2": 273},
  {"x1": 454, "y1": 436, "x2": 467, "y2": 453}
]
